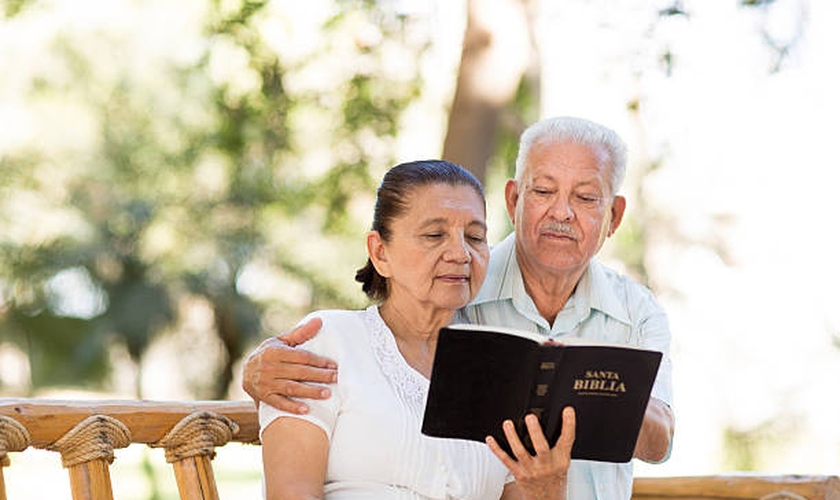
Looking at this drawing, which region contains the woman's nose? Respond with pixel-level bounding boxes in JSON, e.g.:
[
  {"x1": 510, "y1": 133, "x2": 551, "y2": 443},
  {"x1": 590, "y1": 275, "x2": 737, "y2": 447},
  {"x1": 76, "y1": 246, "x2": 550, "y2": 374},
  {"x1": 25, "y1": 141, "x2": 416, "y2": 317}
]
[{"x1": 445, "y1": 235, "x2": 471, "y2": 263}]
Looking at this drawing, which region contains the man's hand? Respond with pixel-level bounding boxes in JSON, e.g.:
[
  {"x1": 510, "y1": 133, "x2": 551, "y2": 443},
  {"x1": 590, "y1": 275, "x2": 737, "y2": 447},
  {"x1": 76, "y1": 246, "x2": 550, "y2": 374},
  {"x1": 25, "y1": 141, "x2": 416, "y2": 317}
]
[
  {"x1": 242, "y1": 318, "x2": 337, "y2": 414},
  {"x1": 633, "y1": 397, "x2": 674, "y2": 463}
]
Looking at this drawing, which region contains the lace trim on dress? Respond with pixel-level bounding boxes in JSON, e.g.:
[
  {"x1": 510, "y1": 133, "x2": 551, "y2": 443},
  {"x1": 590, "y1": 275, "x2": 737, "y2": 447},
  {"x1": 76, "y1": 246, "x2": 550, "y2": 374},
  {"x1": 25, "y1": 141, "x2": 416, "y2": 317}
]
[{"x1": 364, "y1": 305, "x2": 429, "y2": 415}]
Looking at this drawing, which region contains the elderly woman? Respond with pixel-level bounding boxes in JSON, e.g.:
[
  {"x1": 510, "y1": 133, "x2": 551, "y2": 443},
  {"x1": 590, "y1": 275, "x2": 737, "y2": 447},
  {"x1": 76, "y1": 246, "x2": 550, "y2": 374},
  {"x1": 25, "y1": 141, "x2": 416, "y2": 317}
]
[{"x1": 260, "y1": 160, "x2": 574, "y2": 500}]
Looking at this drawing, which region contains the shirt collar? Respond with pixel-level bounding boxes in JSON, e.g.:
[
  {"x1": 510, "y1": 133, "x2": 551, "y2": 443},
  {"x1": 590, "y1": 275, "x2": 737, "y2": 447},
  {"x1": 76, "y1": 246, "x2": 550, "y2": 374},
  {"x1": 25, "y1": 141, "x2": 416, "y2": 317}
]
[
  {"x1": 576, "y1": 259, "x2": 632, "y2": 326},
  {"x1": 471, "y1": 233, "x2": 517, "y2": 305}
]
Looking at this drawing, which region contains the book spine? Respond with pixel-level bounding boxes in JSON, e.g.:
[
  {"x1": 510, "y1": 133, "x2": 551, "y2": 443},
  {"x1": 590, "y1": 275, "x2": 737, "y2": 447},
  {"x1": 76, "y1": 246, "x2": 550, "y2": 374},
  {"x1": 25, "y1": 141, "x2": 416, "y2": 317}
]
[{"x1": 520, "y1": 349, "x2": 562, "y2": 453}]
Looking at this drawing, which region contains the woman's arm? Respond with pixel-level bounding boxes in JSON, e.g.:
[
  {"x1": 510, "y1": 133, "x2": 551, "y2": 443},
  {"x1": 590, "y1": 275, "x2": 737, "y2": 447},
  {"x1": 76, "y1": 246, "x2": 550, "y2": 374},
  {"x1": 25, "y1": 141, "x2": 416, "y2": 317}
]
[{"x1": 262, "y1": 417, "x2": 329, "y2": 500}]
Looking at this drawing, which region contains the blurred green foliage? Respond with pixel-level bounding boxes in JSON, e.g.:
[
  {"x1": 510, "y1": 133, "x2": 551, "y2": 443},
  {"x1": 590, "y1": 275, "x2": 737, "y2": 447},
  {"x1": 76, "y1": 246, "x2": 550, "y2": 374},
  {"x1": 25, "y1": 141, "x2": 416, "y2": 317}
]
[
  {"x1": 0, "y1": 0, "x2": 423, "y2": 398},
  {"x1": 721, "y1": 416, "x2": 801, "y2": 471}
]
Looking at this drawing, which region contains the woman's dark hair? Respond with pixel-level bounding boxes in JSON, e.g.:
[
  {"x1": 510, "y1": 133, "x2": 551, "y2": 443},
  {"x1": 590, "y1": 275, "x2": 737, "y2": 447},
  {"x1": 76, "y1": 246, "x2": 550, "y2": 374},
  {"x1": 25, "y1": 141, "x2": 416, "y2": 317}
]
[{"x1": 354, "y1": 160, "x2": 485, "y2": 302}]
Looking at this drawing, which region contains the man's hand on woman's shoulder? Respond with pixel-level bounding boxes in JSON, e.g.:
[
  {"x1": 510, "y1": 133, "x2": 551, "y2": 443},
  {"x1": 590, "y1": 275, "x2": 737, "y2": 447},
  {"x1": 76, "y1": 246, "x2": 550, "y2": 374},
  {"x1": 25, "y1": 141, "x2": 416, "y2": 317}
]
[{"x1": 242, "y1": 317, "x2": 337, "y2": 414}]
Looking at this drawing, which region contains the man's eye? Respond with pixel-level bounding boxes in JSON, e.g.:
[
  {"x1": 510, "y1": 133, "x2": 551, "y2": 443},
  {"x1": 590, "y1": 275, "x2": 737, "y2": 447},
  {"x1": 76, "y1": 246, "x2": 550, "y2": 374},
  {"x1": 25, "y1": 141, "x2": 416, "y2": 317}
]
[
  {"x1": 468, "y1": 234, "x2": 486, "y2": 243},
  {"x1": 424, "y1": 233, "x2": 443, "y2": 239},
  {"x1": 532, "y1": 188, "x2": 553, "y2": 195}
]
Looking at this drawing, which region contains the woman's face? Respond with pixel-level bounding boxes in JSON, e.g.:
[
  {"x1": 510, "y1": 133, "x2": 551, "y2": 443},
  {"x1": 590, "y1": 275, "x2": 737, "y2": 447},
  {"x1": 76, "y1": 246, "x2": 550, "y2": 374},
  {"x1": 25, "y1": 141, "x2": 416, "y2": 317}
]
[{"x1": 369, "y1": 183, "x2": 489, "y2": 313}]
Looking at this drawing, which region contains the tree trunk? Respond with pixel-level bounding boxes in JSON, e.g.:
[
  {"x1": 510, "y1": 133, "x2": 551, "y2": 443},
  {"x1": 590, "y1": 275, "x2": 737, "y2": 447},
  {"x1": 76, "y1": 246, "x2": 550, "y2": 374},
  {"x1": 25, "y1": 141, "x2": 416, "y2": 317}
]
[{"x1": 442, "y1": 0, "x2": 534, "y2": 183}]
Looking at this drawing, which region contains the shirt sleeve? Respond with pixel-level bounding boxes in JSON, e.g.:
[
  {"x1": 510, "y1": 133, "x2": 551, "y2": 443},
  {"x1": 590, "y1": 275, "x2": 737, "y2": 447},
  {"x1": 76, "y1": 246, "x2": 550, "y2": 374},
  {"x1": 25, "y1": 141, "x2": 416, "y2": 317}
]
[
  {"x1": 635, "y1": 293, "x2": 675, "y2": 463},
  {"x1": 639, "y1": 307, "x2": 673, "y2": 408}
]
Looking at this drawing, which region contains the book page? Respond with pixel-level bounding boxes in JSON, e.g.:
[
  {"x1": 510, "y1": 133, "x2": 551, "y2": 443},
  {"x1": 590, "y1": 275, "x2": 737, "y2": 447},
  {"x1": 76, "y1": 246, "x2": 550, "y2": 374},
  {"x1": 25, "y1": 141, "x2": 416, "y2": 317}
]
[{"x1": 446, "y1": 323, "x2": 546, "y2": 343}]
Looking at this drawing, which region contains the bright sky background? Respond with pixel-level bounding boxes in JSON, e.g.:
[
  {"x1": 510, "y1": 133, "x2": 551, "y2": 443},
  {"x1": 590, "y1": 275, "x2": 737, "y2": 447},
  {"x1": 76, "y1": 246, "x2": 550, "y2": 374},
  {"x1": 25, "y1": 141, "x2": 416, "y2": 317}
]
[
  {"x1": 533, "y1": 0, "x2": 840, "y2": 476},
  {"x1": 397, "y1": 0, "x2": 840, "y2": 477}
]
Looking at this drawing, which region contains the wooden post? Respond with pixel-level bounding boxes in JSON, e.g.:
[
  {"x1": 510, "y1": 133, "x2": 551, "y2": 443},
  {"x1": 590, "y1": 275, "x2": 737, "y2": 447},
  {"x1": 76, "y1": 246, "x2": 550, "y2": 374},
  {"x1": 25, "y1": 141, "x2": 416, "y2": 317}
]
[
  {"x1": 0, "y1": 415, "x2": 31, "y2": 500},
  {"x1": 152, "y1": 411, "x2": 239, "y2": 500},
  {"x1": 46, "y1": 415, "x2": 131, "y2": 500},
  {"x1": 65, "y1": 459, "x2": 118, "y2": 500},
  {"x1": 171, "y1": 454, "x2": 221, "y2": 500}
]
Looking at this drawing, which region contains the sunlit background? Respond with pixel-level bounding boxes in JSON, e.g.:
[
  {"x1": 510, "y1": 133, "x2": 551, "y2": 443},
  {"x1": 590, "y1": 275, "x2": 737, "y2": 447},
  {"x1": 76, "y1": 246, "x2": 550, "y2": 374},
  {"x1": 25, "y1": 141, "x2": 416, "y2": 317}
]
[{"x1": 2, "y1": 0, "x2": 839, "y2": 498}]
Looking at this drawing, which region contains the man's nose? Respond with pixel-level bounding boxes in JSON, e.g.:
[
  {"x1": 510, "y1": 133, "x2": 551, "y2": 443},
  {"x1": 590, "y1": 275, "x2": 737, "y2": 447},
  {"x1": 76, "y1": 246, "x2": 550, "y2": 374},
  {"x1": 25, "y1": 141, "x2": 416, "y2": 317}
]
[{"x1": 550, "y1": 197, "x2": 575, "y2": 221}]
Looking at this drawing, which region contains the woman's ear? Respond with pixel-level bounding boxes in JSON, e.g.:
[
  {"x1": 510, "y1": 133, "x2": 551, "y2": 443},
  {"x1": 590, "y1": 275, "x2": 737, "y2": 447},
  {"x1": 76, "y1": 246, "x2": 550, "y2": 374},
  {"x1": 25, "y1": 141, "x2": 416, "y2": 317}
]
[{"x1": 367, "y1": 231, "x2": 392, "y2": 278}]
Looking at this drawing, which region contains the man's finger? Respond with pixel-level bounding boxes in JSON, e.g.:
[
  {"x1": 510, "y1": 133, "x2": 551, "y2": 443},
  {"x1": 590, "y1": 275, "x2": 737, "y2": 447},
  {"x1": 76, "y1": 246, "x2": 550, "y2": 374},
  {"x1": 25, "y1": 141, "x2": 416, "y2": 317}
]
[
  {"x1": 269, "y1": 379, "x2": 331, "y2": 400},
  {"x1": 261, "y1": 392, "x2": 309, "y2": 415},
  {"x1": 262, "y1": 346, "x2": 337, "y2": 372},
  {"x1": 255, "y1": 347, "x2": 337, "y2": 384},
  {"x1": 278, "y1": 362, "x2": 337, "y2": 385},
  {"x1": 258, "y1": 379, "x2": 334, "y2": 415},
  {"x1": 277, "y1": 318, "x2": 325, "y2": 350}
]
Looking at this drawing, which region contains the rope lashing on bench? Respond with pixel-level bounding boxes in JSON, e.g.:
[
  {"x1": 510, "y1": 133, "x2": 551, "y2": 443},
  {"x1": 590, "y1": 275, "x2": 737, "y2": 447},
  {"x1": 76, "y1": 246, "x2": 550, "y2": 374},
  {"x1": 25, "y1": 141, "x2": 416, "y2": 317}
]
[
  {"x1": 0, "y1": 416, "x2": 30, "y2": 467},
  {"x1": 45, "y1": 415, "x2": 131, "y2": 468},
  {"x1": 152, "y1": 411, "x2": 239, "y2": 463}
]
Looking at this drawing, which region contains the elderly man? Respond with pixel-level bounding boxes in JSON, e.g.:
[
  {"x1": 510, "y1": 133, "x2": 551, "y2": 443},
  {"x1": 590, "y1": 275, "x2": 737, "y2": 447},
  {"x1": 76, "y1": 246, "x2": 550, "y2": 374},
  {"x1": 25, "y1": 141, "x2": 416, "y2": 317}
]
[{"x1": 243, "y1": 116, "x2": 674, "y2": 500}]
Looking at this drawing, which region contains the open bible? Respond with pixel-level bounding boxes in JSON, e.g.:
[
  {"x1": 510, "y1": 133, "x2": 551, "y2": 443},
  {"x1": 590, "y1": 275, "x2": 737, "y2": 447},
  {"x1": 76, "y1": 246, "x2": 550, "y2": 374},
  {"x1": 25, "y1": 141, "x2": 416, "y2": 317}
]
[{"x1": 421, "y1": 324, "x2": 662, "y2": 463}]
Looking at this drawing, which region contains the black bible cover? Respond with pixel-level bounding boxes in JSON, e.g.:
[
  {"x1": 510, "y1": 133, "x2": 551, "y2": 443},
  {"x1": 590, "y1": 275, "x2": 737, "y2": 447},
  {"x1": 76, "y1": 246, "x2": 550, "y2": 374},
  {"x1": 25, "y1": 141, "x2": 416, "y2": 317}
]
[{"x1": 421, "y1": 324, "x2": 663, "y2": 463}]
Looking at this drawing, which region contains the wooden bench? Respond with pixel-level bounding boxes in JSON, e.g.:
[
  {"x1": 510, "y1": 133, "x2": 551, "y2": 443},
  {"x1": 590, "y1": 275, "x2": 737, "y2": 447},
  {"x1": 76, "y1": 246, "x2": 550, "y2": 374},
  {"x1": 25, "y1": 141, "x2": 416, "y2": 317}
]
[
  {"x1": 2, "y1": 398, "x2": 838, "y2": 500},
  {"x1": 1, "y1": 399, "x2": 258, "y2": 500},
  {"x1": 633, "y1": 475, "x2": 840, "y2": 500}
]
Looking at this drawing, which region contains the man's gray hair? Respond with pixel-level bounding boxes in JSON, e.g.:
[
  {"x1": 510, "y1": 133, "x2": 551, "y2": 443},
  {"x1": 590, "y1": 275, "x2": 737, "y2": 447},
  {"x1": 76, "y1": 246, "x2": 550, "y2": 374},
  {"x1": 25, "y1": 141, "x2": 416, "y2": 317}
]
[{"x1": 514, "y1": 116, "x2": 628, "y2": 196}]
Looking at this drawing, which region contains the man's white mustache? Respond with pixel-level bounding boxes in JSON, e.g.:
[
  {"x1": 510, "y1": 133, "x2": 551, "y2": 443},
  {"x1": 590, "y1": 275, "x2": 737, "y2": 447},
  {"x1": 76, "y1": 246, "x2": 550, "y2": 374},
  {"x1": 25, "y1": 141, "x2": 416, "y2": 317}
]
[{"x1": 540, "y1": 222, "x2": 577, "y2": 238}]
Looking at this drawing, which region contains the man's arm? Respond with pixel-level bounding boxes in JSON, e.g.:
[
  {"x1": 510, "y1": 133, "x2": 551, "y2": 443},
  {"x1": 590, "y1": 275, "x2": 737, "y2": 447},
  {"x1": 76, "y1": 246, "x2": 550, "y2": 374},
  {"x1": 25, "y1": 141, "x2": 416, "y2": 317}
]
[
  {"x1": 633, "y1": 397, "x2": 674, "y2": 463},
  {"x1": 242, "y1": 317, "x2": 337, "y2": 414},
  {"x1": 633, "y1": 293, "x2": 675, "y2": 463}
]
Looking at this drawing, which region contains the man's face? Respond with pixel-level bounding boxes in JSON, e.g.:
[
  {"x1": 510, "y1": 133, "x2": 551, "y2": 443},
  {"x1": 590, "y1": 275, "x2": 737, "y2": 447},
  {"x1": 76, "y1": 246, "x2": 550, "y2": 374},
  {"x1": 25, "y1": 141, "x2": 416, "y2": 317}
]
[{"x1": 505, "y1": 140, "x2": 625, "y2": 277}]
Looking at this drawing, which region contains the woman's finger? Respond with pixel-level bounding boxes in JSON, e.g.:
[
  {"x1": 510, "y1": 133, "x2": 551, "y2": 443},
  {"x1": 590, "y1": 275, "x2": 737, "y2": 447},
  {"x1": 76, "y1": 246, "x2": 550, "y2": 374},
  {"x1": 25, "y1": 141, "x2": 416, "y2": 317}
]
[
  {"x1": 486, "y1": 435, "x2": 518, "y2": 471},
  {"x1": 555, "y1": 406, "x2": 576, "y2": 454},
  {"x1": 523, "y1": 413, "x2": 551, "y2": 455},
  {"x1": 501, "y1": 419, "x2": 533, "y2": 461}
]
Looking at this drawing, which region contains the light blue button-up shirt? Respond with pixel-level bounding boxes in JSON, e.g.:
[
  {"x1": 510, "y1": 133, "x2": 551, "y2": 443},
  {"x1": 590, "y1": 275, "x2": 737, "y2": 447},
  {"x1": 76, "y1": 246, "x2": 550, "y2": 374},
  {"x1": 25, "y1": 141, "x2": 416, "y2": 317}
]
[{"x1": 457, "y1": 233, "x2": 674, "y2": 500}]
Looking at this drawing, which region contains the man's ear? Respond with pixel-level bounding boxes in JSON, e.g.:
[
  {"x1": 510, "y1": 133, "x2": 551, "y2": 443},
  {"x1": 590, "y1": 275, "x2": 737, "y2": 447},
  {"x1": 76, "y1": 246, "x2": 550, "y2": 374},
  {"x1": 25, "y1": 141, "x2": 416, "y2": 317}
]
[
  {"x1": 504, "y1": 179, "x2": 520, "y2": 225},
  {"x1": 367, "y1": 230, "x2": 392, "y2": 278},
  {"x1": 608, "y1": 195, "x2": 626, "y2": 236}
]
